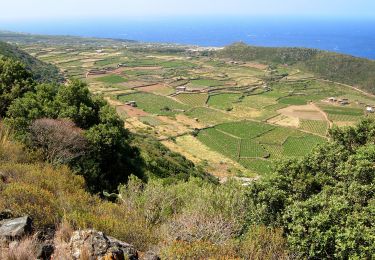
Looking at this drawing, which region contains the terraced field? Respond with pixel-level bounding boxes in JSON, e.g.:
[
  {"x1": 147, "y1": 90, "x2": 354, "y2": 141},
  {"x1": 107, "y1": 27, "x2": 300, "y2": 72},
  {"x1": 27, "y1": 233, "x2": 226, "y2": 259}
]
[
  {"x1": 95, "y1": 75, "x2": 127, "y2": 84},
  {"x1": 320, "y1": 105, "x2": 365, "y2": 124},
  {"x1": 207, "y1": 93, "x2": 242, "y2": 110},
  {"x1": 299, "y1": 119, "x2": 329, "y2": 136},
  {"x1": 175, "y1": 93, "x2": 208, "y2": 106},
  {"x1": 197, "y1": 121, "x2": 326, "y2": 175},
  {"x1": 118, "y1": 92, "x2": 188, "y2": 115}
]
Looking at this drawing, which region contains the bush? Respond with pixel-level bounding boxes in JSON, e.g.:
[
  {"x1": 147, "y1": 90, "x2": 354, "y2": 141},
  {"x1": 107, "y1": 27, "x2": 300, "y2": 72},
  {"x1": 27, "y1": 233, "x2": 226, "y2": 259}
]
[
  {"x1": 29, "y1": 118, "x2": 88, "y2": 165},
  {"x1": 1, "y1": 182, "x2": 59, "y2": 227},
  {"x1": 246, "y1": 119, "x2": 375, "y2": 258},
  {"x1": 0, "y1": 162, "x2": 157, "y2": 251}
]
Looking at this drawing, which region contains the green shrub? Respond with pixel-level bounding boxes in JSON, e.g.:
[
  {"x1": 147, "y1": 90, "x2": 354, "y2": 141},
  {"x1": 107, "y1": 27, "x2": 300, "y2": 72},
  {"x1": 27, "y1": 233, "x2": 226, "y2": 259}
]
[
  {"x1": 1, "y1": 182, "x2": 59, "y2": 227},
  {"x1": 247, "y1": 119, "x2": 375, "y2": 258}
]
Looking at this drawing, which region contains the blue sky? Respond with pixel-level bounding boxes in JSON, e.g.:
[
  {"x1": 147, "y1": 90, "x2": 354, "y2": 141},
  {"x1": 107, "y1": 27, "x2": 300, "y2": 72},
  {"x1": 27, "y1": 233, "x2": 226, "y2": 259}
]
[{"x1": 1, "y1": 0, "x2": 375, "y2": 21}]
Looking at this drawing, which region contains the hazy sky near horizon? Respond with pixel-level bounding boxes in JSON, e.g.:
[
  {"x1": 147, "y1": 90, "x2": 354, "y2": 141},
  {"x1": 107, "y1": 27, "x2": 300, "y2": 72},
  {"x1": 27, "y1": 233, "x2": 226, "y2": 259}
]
[{"x1": 1, "y1": 0, "x2": 374, "y2": 21}]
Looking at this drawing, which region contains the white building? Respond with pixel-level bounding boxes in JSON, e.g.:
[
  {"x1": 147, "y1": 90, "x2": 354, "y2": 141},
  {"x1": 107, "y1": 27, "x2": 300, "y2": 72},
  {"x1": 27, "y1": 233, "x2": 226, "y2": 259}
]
[{"x1": 366, "y1": 106, "x2": 374, "y2": 113}]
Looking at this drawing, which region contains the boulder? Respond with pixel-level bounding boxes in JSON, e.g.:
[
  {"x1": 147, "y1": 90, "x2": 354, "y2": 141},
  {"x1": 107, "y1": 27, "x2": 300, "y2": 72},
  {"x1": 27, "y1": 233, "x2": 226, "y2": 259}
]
[
  {"x1": 0, "y1": 216, "x2": 32, "y2": 240},
  {"x1": 69, "y1": 229, "x2": 138, "y2": 260},
  {"x1": 142, "y1": 251, "x2": 161, "y2": 260}
]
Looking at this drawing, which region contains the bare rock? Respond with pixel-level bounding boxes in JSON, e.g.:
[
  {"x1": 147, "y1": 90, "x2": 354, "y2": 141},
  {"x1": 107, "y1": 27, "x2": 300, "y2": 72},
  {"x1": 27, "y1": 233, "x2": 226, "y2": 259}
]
[
  {"x1": 69, "y1": 229, "x2": 138, "y2": 260},
  {"x1": 142, "y1": 251, "x2": 161, "y2": 260},
  {"x1": 0, "y1": 216, "x2": 32, "y2": 240}
]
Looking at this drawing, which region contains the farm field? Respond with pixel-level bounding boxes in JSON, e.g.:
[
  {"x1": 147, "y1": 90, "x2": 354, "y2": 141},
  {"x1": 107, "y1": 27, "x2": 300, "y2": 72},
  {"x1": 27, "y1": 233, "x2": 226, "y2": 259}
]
[
  {"x1": 197, "y1": 121, "x2": 326, "y2": 176},
  {"x1": 19, "y1": 40, "x2": 375, "y2": 179},
  {"x1": 175, "y1": 93, "x2": 208, "y2": 106}
]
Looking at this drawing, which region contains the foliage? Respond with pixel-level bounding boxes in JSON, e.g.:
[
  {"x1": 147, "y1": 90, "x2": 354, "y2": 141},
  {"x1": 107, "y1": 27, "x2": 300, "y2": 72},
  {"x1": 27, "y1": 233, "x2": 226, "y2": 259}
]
[
  {"x1": 130, "y1": 134, "x2": 216, "y2": 183},
  {"x1": 246, "y1": 119, "x2": 375, "y2": 259},
  {"x1": 0, "y1": 57, "x2": 34, "y2": 117},
  {"x1": 0, "y1": 162, "x2": 156, "y2": 251},
  {"x1": 29, "y1": 118, "x2": 88, "y2": 165},
  {"x1": 5, "y1": 79, "x2": 144, "y2": 192},
  {"x1": 0, "y1": 41, "x2": 63, "y2": 83}
]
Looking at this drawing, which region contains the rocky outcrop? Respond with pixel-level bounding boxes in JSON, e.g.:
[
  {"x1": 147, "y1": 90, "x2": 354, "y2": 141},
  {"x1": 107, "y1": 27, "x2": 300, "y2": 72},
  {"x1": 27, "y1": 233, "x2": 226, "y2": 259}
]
[
  {"x1": 0, "y1": 213, "x2": 152, "y2": 260},
  {"x1": 69, "y1": 229, "x2": 138, "y2": 260},
  {"x1": 0, "y1": 215, "x2": 32, "y2": 240}
]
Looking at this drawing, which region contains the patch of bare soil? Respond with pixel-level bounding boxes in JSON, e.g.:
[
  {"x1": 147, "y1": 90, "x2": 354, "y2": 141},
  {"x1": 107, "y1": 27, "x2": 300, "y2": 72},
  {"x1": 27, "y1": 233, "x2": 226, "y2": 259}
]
[
  {"x1": 117, "y1": 105, "x2": 149, "y2": 117},
  {"x1": 119, "y1": 81, "x2": 157, "y2": 88},
  {"x1": 137, "y1": 84, "x2": 170, "y2": 93},
  {"x1": 333, "y1": 121, "x2": 357, "y2": 127},
  {"x1": 125, "y1": 66, "x2": 163, "y2": 71},
  {"x1": 278, "y1": 104, "x2": 326, "y2": 120},
  {"x1": 175, "y1": 114, "x2": 206, "y2": 129},
  {"x1": 155, "y1": 116, "x2": 191, "y2": 137},
  {"x1": 268, "y1": 114, "x2": 300, "y2": 128},
  {"x1": 242, "y1": 62, "x2": 268, "y2": 70}
]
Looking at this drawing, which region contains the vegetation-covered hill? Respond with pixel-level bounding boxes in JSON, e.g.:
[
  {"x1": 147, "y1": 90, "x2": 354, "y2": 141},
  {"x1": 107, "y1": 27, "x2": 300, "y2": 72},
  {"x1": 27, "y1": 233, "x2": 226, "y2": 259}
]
[
  {"x1": 0, "y1": 31, "x2": 137, "y2": 46},
  {"x1": 0, "y1": 41, "x2": 63, "y2": 82},
  {"x1": 218, "y1": 43, "x2": 375, "y2": 94}
]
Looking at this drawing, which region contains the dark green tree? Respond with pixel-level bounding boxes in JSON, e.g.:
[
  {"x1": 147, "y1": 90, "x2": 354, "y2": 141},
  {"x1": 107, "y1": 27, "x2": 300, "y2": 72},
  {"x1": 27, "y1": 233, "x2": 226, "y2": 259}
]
[{"x1": 0, "y1": 57, "x2": 34, "y2": 117}]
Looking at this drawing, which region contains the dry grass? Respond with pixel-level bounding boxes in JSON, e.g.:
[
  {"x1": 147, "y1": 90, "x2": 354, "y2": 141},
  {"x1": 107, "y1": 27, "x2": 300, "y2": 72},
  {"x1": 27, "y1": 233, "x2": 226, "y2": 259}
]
[
  {"x1": 0, "y1": 124, "x2": 28, "y2": 163},
  {"x1": 1, "y1": 237, "x2": 37, "y2": 260},
  {"x1": 79, "y1": 247, "x2": 91, "y2": 260},
  {"x1": 51, "y1": 220, "x2": 74, "y2": 259},
  {"x1": 55, "y1": 219, "x2": 74, "y2": 243}
]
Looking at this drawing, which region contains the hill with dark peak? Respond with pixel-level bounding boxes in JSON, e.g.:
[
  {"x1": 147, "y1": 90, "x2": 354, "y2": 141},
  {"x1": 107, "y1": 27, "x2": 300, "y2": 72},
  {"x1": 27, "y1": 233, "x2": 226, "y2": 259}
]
[
  {"x1": 0, "y1": 30, "x2": 137, "y2": 46},
  {"x1": 0, "y1": 41, "x2": 63, "y2": 82},
  {"x1": 218, "y1": 42, "x2": 375, "y2": 94}
]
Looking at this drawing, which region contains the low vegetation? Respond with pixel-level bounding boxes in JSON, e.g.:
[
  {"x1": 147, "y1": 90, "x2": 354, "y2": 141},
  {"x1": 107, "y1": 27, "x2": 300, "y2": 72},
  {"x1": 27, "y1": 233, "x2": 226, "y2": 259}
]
[{"x1": 0, "y1": 41, "x2": 62, "y2": 82}]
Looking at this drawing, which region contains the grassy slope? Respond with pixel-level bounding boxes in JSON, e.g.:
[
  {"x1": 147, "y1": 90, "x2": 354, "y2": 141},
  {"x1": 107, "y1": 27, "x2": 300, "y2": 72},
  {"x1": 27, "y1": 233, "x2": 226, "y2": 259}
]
[
  {"x1": 0, "y1": 41, "x2": 63, "y2": 82},
  {"x1": 217, "y1": 43, "x2": 375, "y2": 94}
]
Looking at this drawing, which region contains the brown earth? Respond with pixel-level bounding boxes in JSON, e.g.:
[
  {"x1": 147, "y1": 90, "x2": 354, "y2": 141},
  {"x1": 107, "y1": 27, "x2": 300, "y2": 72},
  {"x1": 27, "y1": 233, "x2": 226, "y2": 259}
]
[
  {"x1": 137, "y1": 83, "x2": 171, "y2": 93},
  {"x1": 278, "y1": 104, "x2": 326, "y2": 120},
  {"x1": 242, "y1": 62, "x2": 268, "y2": 70}
]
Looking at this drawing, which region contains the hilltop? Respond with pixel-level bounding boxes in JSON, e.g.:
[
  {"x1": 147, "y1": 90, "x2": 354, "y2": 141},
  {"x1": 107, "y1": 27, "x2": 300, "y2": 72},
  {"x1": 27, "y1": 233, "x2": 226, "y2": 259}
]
[{"x1": 218, "y1": 42, "x2": 375, "y2": 94}]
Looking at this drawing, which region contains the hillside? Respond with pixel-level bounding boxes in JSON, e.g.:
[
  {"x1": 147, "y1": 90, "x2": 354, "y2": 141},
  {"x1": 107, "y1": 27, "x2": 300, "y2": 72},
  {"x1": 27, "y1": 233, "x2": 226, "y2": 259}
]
[
  {"x1": 0, "y1": 41, "x2": 63, "y2": 82},
  {"x1": 217, "y1": 43, "x2": 375, "y2": 94}
]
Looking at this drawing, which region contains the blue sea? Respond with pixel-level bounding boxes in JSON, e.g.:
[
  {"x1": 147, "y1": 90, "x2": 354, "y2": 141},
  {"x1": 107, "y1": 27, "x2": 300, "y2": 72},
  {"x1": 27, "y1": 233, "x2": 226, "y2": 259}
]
[{"x1": 2, "y1": 17, "x2": 375, "y2": 59}]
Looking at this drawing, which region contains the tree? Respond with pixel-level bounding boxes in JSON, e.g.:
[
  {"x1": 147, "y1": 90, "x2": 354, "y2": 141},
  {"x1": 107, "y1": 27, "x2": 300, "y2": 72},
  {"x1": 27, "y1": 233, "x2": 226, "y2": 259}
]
[
  {"x1": 54, "y1": 79, "x2": 104, "y2": 129},
  {"x1": 0, "y1": 57, "x2": 34, "y2": 117},
  {"x1": 83, "y1": 105, "x2": 144, "y2": 192},
  {"x1": 5, "y1": 83, "x2": 59, "y2": 139}
]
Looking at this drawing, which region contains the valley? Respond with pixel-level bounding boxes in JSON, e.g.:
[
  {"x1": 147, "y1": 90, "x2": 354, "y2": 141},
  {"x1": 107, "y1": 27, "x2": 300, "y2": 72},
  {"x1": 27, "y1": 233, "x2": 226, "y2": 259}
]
[{"x1": 16, "y1": 39, "x2": 375, "y2": 179}]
